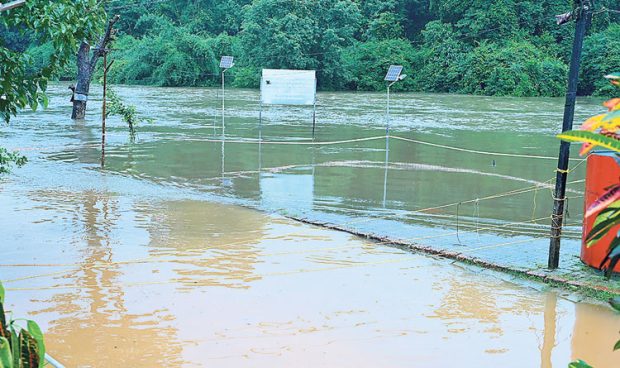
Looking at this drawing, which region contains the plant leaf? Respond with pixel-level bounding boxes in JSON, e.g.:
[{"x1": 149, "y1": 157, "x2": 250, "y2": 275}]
[
  {"x1": 0, "y1": 303, "x2": 8, "y2": 341},
  {"x1": 568, "y1": 360, "x2": 593, "y2": 368},
  {"x1": 9, "y1": 325, "x2": 18, "y2": 368},
  {"x1": 586, "y1": 186, "x2": 620, "y2": 218},
  {"x1": 604, "y1": 98, "x2": 620, "y2": 112},
  {"x1": 557, "y1": 130, "x2": 620, "y2": 153},
  {"x1": 586, "y1": 212, "x2": 620, "y2": 247},
  {"x1": 611, "y1": 297, "x2": 620, "y2": 312},
  {"x1": 26, "y1": 320, "x2": 44, "y2": 368},
  {"x1": 614, "y1": 339, "x2": 620, "y2": 351},
  {"x1": 605, "y1": 72, "x2": 620, "y2": 80},
  {"x1": 580, "y1": 113, "x2": 606, "y2": 131},
  {"x1": 603, "y1": 249, "x2": 620, "y2": 279},
  {"x1": 19, "y1": 330, "x2": 39, "y2": 368},
  {"x1": 0, "y1": 282, "x2": 4, "y2": 304},
  {"x1": 0, "y1": 337, "x2": 12, "y2": 368}
]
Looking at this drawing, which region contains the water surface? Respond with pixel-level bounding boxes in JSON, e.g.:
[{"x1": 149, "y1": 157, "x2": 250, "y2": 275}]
[{"x1": 0, "y1": 84, "x2": 617, "y2": 367}]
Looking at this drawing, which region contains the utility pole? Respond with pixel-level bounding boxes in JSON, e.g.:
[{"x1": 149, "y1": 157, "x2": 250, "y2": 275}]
[
  {"x1": 101, "y1": 50, "x2": 114, "y2": 168},
  {"x1": 548, "y1": 0, "x2": 593, "y2": 269}
]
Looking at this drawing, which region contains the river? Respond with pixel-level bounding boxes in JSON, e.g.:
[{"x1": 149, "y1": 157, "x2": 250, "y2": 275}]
[{"x1": 0, "y1": 84, "x2": 617, "y2": 367}]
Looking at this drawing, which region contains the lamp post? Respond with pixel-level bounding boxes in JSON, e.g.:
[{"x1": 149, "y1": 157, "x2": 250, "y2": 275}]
[{"x1": 383, "y1": 65, "x2": 407, "y2": 206}]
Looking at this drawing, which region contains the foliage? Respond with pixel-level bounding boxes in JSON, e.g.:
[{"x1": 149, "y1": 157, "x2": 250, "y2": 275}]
[
  {"x1": 581, "y1": 24, "x2": 620, "y2": 96},
  {"x1": 568, "y1": 360, "x2": 594, "y2": 368},
  {"x1": 106, "y1": 89, "x2": 151, "y2": 140},
  {"x1": 0, "y1": 281, "x2": 46, "y2": 368},
  {"x1": 341, "y1": 39, "x2": 419, "y2": 91},
  {"x1": 20, "y1": 0, "x2": 613, "y2": 96},
  {"x1": 461, "y1": 41, "x2": 567, "y2": 97},
  {"x1": 0, "y1": 148, "x2": 26, "y2": 175},
  {"x1": 557, "y1": 74, "x2": 620, "y2": 278},
  {"x1": 0, "y1": 0, "x2": 106, "y2": 123},
  {"x1": 0, "y1": 0, "x2": 106, "y2": 174}
]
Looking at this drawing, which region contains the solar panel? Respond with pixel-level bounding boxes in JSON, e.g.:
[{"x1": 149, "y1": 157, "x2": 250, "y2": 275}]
[
  {"x1": 220, "y1": 56, "x2": 234, "y2": 69},
  {"x1": 384, "y1": 65, "x2": 403, "y2": 82}
]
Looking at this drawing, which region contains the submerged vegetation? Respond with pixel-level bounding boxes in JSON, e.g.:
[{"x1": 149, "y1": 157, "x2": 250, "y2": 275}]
[
  {"x1": 106, "y1": 88, "x2": 151, "y2": 140},
  {"x1": 12, "y1": 0, "x2": 619, "y2": 96}
]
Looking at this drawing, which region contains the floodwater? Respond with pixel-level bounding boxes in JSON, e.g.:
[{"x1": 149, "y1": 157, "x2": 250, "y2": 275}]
[{"x1": 0, "y1": 84, "x2": 618, "y2": 367}]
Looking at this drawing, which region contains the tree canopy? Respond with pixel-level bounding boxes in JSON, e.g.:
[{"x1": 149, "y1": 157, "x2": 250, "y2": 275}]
[
  {"x1": 0, "y1": 0, "x2": 106, "y2": 172},
  {"x1": 3, "y1": 0, "x2": 620, "y2": 100}
]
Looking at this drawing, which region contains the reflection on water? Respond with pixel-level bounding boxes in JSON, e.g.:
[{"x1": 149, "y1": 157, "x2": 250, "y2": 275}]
[
  {"x1": 1, "y1": 185, "x2": 619, "y2": 367},
  {"x1": 0, "y1": 84, "x2": 617, "y2": 367}
]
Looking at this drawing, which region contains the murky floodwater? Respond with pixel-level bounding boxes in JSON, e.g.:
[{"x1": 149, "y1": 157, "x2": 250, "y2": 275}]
[{"x1": 1, "y1": 84, "x2": 618, "y2": 367}]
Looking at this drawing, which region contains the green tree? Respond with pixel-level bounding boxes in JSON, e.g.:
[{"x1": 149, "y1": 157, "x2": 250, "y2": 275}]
[
  {"x1": 239, "y1": 0, "x2": 362, "y2": 89},
  {"x1": 342, "y1": 39, "x2": 419, "y2": 91},
  {"x1": 0, "y1": 0, "x2": 106, "y2": 123},
  {"x1": 461, "y1": 41, "x2": 567, "y2": 96},
  {"x1": 0, "y1": 0, "x2": 106, "y2": 173}
]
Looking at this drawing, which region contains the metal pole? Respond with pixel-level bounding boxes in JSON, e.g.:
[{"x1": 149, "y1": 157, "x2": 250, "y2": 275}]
[
  {"x1": 312, "y1": 78, "x2": 317, "y2": 139},
  {"x1": 101, "y1": 52, "x2": 107, "y2": 168},
  {"x1": 221, "y1": 69, "x2": 226, "y2": 178},
  {"x1": 221, "y1": 69, "x2": 225, "y2": 139},
  {"x1": 383, "y1": 84, "x2": 391, "y2": 207},
  {"x1": 259, "y1": 102, "x2": 262, "y2": 172},
  {"x1": 548, "y1": 1, "x2": 592, "y2": 269},
  {"x1": 312, "y1": 102, "x2": 316, "y2": 139}
]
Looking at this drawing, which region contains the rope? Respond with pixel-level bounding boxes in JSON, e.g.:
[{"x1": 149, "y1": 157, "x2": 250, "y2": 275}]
[
  {"x1": 390, "y1": 135, "x2": 582, "y2": 161},
  {"x1": 11, "y1": 134, "x2": 588, "y2": 163}
]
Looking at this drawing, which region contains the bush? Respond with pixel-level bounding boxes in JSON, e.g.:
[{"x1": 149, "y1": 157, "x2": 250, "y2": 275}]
[
  {"x1": 341, "y1": 38, "x2": 419, "y2": 91},
  {"x1": 581, "y1": 24, "x2": 620, "y2": 96},
  {"x1": 460, "y1": 41, "x2": 567, "y2": 97}
]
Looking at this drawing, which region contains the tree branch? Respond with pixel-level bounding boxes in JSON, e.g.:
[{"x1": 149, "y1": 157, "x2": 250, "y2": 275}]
[{"x1": 88, "y1": 14, "x2": 120, "y2": 75}]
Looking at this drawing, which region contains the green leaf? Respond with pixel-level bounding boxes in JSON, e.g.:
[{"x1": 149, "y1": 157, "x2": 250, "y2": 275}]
[
  {"x1": 605, "y1": 72, "x2": 620, "y2": 80},
  {"x1": 614, "y1": 339, "x2": 620, "y2": 351},
  {"x1": 9, "y1": 326, "x2": 18, "y2": 368},
  {"x1": 0, "y1": 337, "x2": 12, "y2": 368},
  {"x1": 586, "y1": 213, "x2": 620, "y2": 247},
  {"x1": 26, "y1": 321, "x2": 44, "y2": 368},
  {"x1": 18, "y1": 330, "x2": 39, "y2": 368},
  {"x1": 557, "y1": 130, "x2": 620, "y2": 153},
  {"x1": 610, "y1": 296, "x2": 620, "y2": 312},
  {"x1": 0, "y1": 282, "x2": 4, "y2": 304},
  {"x1": 568, "y1": 360, "x2": 593, "y2": 368},
  {"x1": 0, "y1": 303, "x2": 7, "y2": 341}
]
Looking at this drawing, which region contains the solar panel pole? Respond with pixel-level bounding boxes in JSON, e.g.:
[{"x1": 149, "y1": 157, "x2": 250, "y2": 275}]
[
  {"x1": 221, "y1": 68, "x2": 226, "y2": 140},
  {"x1": 219, "y1": 56, "x2": 234, "y2": 179},
  {"x1": 383, "y1": 82, "x2": 392, "y2": 207},
  {"x1": 383, "y1": 69, "x2": 407, "y2": 207}
]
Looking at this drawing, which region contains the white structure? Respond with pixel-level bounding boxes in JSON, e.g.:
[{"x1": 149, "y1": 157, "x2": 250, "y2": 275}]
[{"x1": 259, "y1": 69, "x2": 318, "y2": 136}]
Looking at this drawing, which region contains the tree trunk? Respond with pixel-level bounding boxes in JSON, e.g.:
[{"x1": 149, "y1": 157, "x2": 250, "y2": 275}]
[{"x1": 71, "y1": 15, "x2": 119, "y2": 120}]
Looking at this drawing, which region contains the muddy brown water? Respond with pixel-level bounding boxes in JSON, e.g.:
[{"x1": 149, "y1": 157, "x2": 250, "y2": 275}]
[{"x1": 0, "y1": 84, "x2": 618, "y2": 367}]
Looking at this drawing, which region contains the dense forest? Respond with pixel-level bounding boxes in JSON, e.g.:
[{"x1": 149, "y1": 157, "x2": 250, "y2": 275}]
[{"x1": 6, "y1": 0, "x2": 620, "y2": 96}]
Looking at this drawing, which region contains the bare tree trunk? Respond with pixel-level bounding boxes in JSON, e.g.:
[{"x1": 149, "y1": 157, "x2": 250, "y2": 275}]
[{"x1": 71, "y1": 15, "x2": 120, "y2": 120}]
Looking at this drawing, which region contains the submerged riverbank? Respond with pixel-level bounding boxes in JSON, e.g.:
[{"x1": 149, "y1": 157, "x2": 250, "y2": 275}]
[{"x1": 1, "y1": 84, "x2": 619, "y2": 366}]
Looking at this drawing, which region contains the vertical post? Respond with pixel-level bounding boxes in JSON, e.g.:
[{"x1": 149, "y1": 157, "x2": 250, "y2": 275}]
[
  {"x1": 221, "y1": 69, "x2": 226, "y2": 179},
  {"x1": 312, "y1": 77, "x2": 317, "y2": 139},
  {"x1": 383, "y1": 84, "x2": 391, "y2": 207},
  {"x1": 101, "y1": 52, "x2": 107, "y2": 168},
  {"x1": 548, "y1": 1, "x2": 592, "y2": 269},
  {"x1": 312, "y1": 102, "x2": 317, "y2": 139},
  {"x1": 259, "y1": 102, "x2": 263, "y2": 172},
  {"x1": 221, "y1": 69, "x2": 225, "y2": 140}
]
